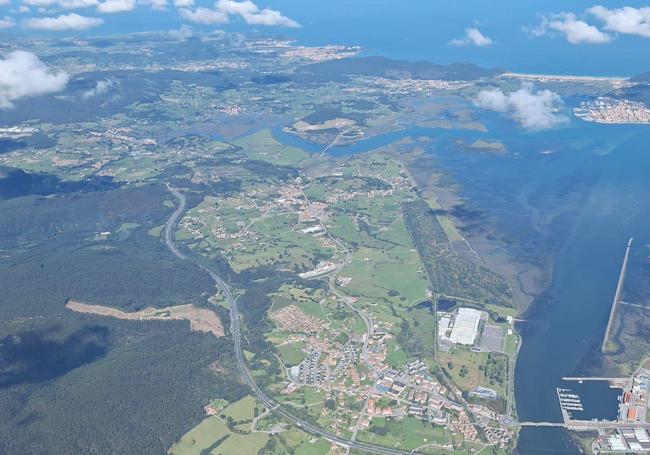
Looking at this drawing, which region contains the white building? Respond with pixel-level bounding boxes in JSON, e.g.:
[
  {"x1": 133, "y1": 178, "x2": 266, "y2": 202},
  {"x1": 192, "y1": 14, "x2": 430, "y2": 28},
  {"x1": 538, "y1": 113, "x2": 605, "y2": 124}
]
[
  {"x1": 438, "y1": 315, "x2": 451, "y2": 340},
  {"x1": 449, "y1": 308, "x2": 482, "y2": 345},
  {"x1": 635, "y1": 429, "x2": 649, "y2": 443},
  {"x1": 608, "y1": 435, "x2": 627, "y2": 451}
]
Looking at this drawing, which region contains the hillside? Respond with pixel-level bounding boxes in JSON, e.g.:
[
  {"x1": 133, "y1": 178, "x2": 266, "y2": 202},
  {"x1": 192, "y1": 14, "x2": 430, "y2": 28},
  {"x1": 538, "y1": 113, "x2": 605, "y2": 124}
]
[{"x1": 298, "y1": 56, "x2": 504, "y2": 81}]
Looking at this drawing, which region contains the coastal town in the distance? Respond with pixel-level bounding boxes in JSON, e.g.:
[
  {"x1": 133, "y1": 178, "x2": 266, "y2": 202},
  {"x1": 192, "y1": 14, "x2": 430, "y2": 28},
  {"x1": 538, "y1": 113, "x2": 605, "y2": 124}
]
[{"x1": 1, "y1": 2, "x2": 650, "y2": 455}]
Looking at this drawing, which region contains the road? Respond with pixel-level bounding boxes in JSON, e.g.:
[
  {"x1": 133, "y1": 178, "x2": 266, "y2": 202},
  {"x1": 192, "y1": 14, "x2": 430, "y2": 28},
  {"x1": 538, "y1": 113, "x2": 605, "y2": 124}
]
[
  {"x1": 164, "y1": 186, "x2": 418, "y2": 455},
  {"x1": 520, "y1": 420, "x2": 650, "y2": 430}
]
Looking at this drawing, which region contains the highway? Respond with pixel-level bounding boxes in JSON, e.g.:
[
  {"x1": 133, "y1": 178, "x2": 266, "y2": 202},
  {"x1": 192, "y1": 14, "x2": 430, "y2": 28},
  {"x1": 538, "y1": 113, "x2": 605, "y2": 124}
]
[{"x1": 164, "y1": 186, "x2": 418, "y2": 455}]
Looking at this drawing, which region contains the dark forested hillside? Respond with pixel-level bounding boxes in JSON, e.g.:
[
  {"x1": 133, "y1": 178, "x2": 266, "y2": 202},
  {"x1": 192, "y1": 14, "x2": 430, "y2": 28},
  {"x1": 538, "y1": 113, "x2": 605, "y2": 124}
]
[{"x1": 0, "y1": 184, "x2": 245, "y2": 455}]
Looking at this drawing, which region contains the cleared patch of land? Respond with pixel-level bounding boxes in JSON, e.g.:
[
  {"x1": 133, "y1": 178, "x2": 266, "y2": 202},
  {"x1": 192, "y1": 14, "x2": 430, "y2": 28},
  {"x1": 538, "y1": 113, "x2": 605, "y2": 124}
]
[{"x1": 66, "y1": 301, "x2": 224, "y2": 337}]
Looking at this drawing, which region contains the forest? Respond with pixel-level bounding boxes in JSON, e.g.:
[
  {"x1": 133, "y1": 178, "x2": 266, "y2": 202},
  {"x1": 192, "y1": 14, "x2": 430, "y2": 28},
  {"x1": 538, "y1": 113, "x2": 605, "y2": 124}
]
[{"x1": 0, "y1": 185, "x2": 246, "y2": 455}]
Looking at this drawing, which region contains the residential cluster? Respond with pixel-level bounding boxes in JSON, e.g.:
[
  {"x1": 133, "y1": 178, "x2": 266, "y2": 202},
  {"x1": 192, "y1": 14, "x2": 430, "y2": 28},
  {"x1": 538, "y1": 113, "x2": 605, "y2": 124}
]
[
  {"x1": 324, "y1": 173, "x2": 413, "y2": 205},
  {"x1": 357, "y1": 76, "x2": 471, "y2": 96},
  {"x1": 574, "y1": 98, "x2": 650, "y2": 124},
  {"x1": 275, "y1": 293, "x2": 516, "y2": 449},
  {"x1": 281, "y1": 45, "x2": 361, "y2": 62},
  {"x1": 270, "y1": 305, "x2": 326, "y2": 334},
  {"x1": 89, "y1": 128, "x2": 157, "y2": 150}
]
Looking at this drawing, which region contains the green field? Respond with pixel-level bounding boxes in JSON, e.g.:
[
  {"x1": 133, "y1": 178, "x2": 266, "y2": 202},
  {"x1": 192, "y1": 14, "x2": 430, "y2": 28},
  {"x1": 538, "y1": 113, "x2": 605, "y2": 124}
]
[
  {"x1": 234, "y1": 129, "x2": 311, "y2": 166},
  {"x1": 222, "y1": 395, "x2": 259, "y2": 421},
  {"x1": 294, "y1": 438, "x2": 331, "y2": 455},
  {"x1": 276, "y1": 341, "x2": 307, "y2": 366},
  {"x1": 439, "y1": 348, "x2": 508, "y2": 398},
  {"x1": 169, "y1": 416, "x2": 268, "y2": 455},
  {"x1": 340, "y1": 245, "x2": 428, "y2": 308},
  {"x1": 358, "y1": 416, "x2": 451, "y2": 450},
  {"x1": 170, "y1": 396, "x2": 268, "y2": 455}
]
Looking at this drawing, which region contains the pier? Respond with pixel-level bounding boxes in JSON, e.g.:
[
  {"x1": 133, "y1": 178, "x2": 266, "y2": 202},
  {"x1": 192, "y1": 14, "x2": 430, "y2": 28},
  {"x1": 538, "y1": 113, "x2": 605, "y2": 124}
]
[
  {"x1": 601, "y1": 238, "x2": 633, "y2": 353},
  {"x1": 562, "y1": 377, "x2": 625, "y2": 382}
]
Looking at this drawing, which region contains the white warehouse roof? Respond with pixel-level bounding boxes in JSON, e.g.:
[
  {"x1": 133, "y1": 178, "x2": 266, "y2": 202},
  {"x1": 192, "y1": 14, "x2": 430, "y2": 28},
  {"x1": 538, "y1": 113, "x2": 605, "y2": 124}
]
[
  {"x1": 635, "y1": 429, "x2": 649, "y2": 443},
  {"x1": 608, "y1": 435, "x2": 627, "y2": 451},
  {"x1": 449, "y1": 308, "x2": 482, "y2": 345}
]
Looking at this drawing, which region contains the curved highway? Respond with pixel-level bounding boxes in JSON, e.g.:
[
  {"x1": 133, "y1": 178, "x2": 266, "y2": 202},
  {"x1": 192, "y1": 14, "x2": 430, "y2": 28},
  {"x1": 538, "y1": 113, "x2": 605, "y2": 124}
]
[{"x1": 164, "y1": 186, "x2": 416, "y2": 455}]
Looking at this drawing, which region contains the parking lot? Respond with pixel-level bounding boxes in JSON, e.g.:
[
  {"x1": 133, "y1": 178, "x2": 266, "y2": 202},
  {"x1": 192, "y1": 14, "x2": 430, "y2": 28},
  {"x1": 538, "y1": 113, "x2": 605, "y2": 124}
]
[{"x1": 479, "y1": 325, "x2": 505, "y2": 352}]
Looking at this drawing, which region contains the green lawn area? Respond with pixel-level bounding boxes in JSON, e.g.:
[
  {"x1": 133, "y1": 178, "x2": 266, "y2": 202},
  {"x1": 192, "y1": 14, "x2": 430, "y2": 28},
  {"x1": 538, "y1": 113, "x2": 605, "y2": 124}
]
[
  {"x1": 222, "y1": 395, "x2": 258, "y2": 422},
  {"x1": 326, "y1": 214, "x2": 365, "y2": 245},
  {"x1": 341, "y1": 246, "x2": 428, "y2": 308},
  {"x1": 271, "y1": 285, "x2": 327, "y2": 320},
  {"x1": 294, "y1": 438, "x2": 331, "y2": 455},
  {"x1": 228, "y1": 212, "x2": 333, "y2": 272},
  {"x1": 295, "y1": 299, "x2": 327, "y2": 320},
  {"x1": 234, "y1": 129, "x2": 310, "y2": 166},
  {"x1": 102, "y1": 155, "x2": 165, "y2": 181},
  {"x1": 436, "y1": 214, "x2": 463, "y2": 242},
  {"x1": 117, "y1": 222, "x2": 140, "y2": 233},
  {"x1": 212, "y1": 432, "x2": 267, "y2": 455},
  {"x1": 385, "y1": 339, "x2": 411, "y2": 369},
  {"x1": 169, "y1": 416, "x2": 229, "y2": 455},
  {"x1": 303, "y1": 183, "x2": 329, "y2": 202},
  {"x1": 281, "y1": 386, "x2": 324, "y2": 407},
  {"x1": 484, "y1": 303, "x2": 519, "y2": 318},
  {"x1": 358, "y1": 416, "x2": 451, "y2": 450},
  {"x1": 504, "y1": 332, "x2": 519, "y2": 355},
  {"x1": 439, "y1": 348, "x2": 508, "y2": 398},
  {"x1": 170, "y1": 396, "x2": 271, "y2": 455},
  {"x1": 276, "y1": 341, "x2": 307, "y2": 366},
  {"x1": 147, "y1": 225, "x2": 162, "y2": 237},
  {"x1": 257, "y1": 426, "x2": 331, "y2": 455},
  {"x1": 169, "y1": 415, "x2": 268, "y2": 455}
]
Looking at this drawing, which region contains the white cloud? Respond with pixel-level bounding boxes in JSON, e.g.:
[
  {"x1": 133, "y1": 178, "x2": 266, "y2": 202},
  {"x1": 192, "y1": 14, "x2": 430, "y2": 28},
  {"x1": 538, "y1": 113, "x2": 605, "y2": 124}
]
[
  {"x1": 0, "y1": 0, "x2": 9, "y2": 5},
  {"x1": 0, "y1": 51, "x2": 69, "y2": 108},
  {"x1": 179, "y1": 6, "x2": 227, "y2": 24},
  {"x1": 215, "y1": 0, "x2": 299, "y2": 27},
  {"x1": 97, "y1": 0, "x2": 134, "y2": 13},
  {"x1": 0, "y1": 17, "x2": 15, "y2": 28},
  {"x1": 588, "y1": 5, "x2": 650, "y2": 38},
  {"x1": 475, "y1": 83, "x2": 568, "y2": 130},
  {"x1": 172, "y1": 0, "x2": 192, "y2": 7},
  {"x1": 23, "y1": 0, "x2": 99, "y2": 9},
  {"x1": 25, "y1": 12, "x2": 102, "y2": 29},
  {"x1": 82, "y1": 77, "x2": 118, "y2": 98},
  {"x1": 146, "y1": 0, "x2": 167, "y2": 10},
  {"x1": 450, "y1": 27, "x2": 493, "y2": 47},
  {"x1": 169, "y1": 24, "x2": 192, "y2": 39},
  {"x1": 533, "y1": 12, "x2": 611, "y2": 44},
  {"x1": 179, "y1": 0, "x2": 299, "y2": 28}
]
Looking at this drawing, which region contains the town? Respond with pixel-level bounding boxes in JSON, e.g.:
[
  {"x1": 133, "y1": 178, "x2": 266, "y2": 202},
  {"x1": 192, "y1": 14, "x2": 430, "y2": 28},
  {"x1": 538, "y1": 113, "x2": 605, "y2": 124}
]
[{"x1": 574, "y1": 97, "x2": 650, "y2": 124}]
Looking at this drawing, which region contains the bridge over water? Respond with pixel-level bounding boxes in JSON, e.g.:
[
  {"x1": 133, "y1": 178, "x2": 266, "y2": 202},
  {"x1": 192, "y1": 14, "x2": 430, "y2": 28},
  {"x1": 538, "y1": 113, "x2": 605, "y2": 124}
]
[{"x1": 520, "y1": 421, "x2": 650, "y2": 430}]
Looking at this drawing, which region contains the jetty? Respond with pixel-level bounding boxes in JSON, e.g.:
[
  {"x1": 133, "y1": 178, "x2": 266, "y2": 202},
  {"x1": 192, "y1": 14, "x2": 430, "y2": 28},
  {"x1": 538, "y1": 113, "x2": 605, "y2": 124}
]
[{"x1": 602, "y1": 238, "x2": 633, "y2": 353}]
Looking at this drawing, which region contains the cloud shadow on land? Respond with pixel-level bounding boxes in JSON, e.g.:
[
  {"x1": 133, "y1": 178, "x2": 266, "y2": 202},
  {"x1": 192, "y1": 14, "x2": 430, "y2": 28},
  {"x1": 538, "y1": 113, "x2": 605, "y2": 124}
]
[{"x1": 0, "y1": 325, "x2": 110, "y2": 389}]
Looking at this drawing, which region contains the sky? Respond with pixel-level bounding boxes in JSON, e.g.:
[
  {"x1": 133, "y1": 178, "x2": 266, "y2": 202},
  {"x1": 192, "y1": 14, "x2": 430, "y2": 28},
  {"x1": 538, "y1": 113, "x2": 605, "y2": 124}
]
[
  {"x1": 3, "y1": 0, "x2": 650, "y2": 126},
  {"x1": 2, "y1": 1, "x2": 650, "y2": 75}
]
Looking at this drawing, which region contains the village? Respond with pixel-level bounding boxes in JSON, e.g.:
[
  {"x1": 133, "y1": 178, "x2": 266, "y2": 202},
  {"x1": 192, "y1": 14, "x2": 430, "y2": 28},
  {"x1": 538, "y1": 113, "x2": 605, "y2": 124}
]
[
  {"x1": 574, "y1": 97, "x2": 650, "y2": 124},
  {"x1": 268, "y1": 291, "x2": 515, "y2": 450}
]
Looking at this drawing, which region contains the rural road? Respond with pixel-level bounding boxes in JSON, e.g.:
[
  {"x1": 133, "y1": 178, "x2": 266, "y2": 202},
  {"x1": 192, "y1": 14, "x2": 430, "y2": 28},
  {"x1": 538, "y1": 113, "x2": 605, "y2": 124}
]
[{"x1": 163, "y1": 186, "x2": 417, "y2": 455}]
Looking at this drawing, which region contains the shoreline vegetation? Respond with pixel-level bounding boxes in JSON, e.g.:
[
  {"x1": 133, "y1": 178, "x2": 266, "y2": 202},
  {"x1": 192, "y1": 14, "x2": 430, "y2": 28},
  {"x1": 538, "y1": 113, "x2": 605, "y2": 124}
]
[{"x1": 384, "y1": 143, "x2": 547, "y2": 314}]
